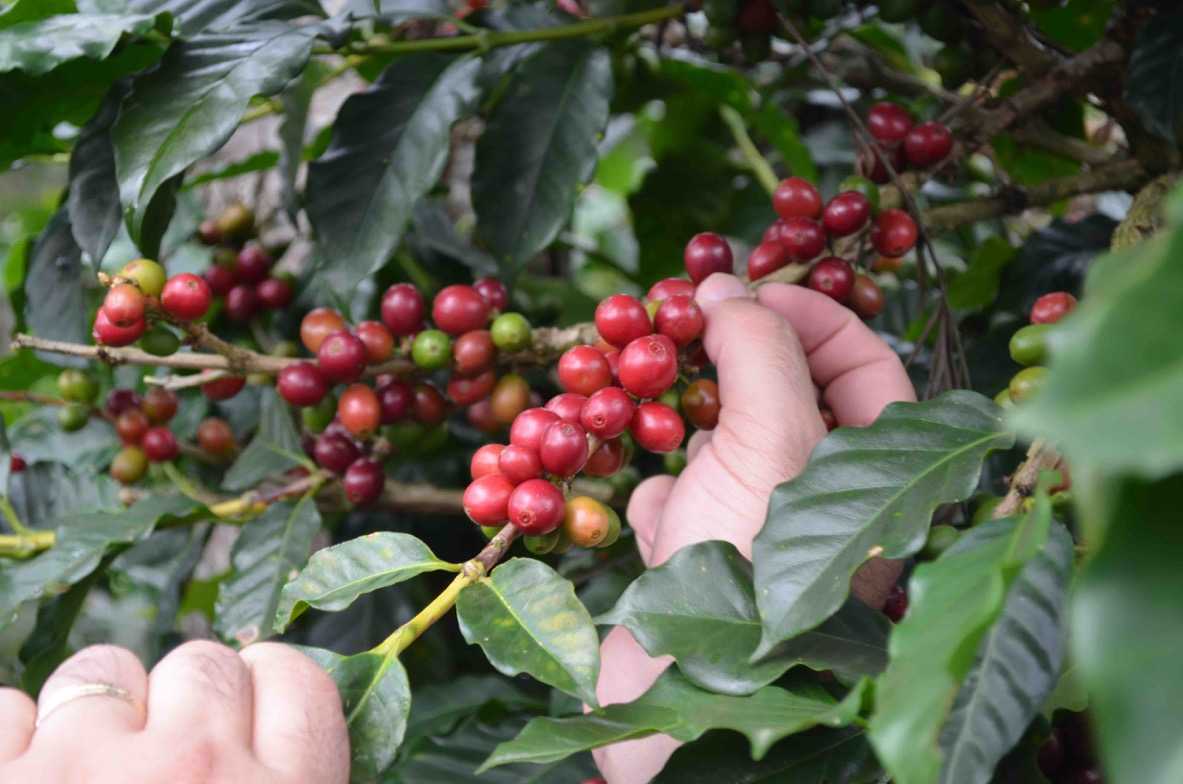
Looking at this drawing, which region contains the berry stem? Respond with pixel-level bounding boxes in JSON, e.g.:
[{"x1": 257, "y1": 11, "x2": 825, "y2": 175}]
[
  {"x1": 992, "y1": 439, "x2": 1061, "y2": 520},
  {"x1": 0, "y1": 529, "x2": 55, "y2": 558},
  {"x1": 0, "y1": 495, "x2": 32, "y2": 536},
  {"x1": 719, "y1": 105, "x2": 779, "y2": 196}
]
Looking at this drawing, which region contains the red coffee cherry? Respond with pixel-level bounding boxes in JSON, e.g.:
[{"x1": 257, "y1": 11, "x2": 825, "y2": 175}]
[
  {"x1": 201, "y1": 375, "x2": 246, "y2": 401},
  {"x1": 343, "y1": 457, "x2": 385, "y2": 506},
  {"x1": 278, "y1": 362, "x2": 328, "y2": 407},
  {"x1": 558, "y1": 346, "x2": 613, "y2": 396},
  {"x1": 447, "y1": 370, "x2": 496, "y2": 406},
  {"x1": 92, "y1": 307, "x2": 145, "y2": 347},
  {"x1": 779, "y1": 218, "x2": 826, "y2": 262},
  {"x1": 203, "y1": 264, "x2": 237, "y2": 296},
  {"x1": 141, "y1": 387, "x2": 178, "y2": 424},
  {"x1": 9, "y1": 454, "x2": 26, "y2": 473},
  {"x1": 317, "y1": 331, "x2": 368, "y2": 384},
  {"x1": 1030, "y1": 292, "x2": 1077, "y2": 325},
  {"x1": 747, "y1": 240, "x2": 789, "y2": 281},
  {"x1": 467, "y1": 399, "x2": 500, "y2": 433},
  {"x1": 882, "y1": 584, "x2": 908, "y2": 622},
  {"x1": 380, "y1": 283, "x2": 425, "y2": 337},
  {"x1": 499, "y1": 443, "x2": 544, "y2": 484},
  {"x1": 376, "y1": 379, "x2": 413, "y2": 423},
  {"x1": 539, "y1": 421, "x2": 589, "y2": 477},
  {"x1": 772, "y1": 177, "x2": 823, "y2": 220},
  {"x1": 256, "y1": 277, "x2": 294, "y2": 310},
  {"x1": 867, "y1": 101, "x2": 914, "y2": 145},
  {"x1": 105, "y1": 389, "x2": 142, "y2": 417},
  {"x1": 160, "y1": 273, "x2": 212, "y2": 321},
  {"x1": 432, "y1": 284, "x2": 490, "y2": 336},
  {"x1": 452, "y1": 330, "x2": 496, "y2": 376},
  {"x1": 224, "y1": 283, "x2": 259, "y2": 322},
  {"x1": 822, "y1": 191, "x2": 872, "y2": 237},
  {"x1": 196, "y1": 417, "x2": 236, "y2": 456},
  {"x1": 473, "y1": 277, "x2": 509, "y2": 311},
  {"x1": 234, "y1": 243, "x2": 272, "y2": 284},
  {"x1": 103, "y1": 284, "x2": 146, "y2": 327},
  {"x1": 507, "y1": 478, "x2": 565, "y2": 534},
  {"x1": 683, "y1": 232, "x2": 733, "y2": 283},
  {"x1": 655, "y1": 294, "x2": 704, "y2": 347},
  {"x1": 464, "y1": 473, "x2": 516, "y2": 525},
  {"x1": 300, "y1": 307, "x2": 347, "y2": 354},
  {"x1": 903, "y1": 121, "x2": 953, "y2": 168},
  {"x1": 808, "y1": 257, "x2": 856, "y2": 302},
  {"x1": 762, "y1": 220, "x2": 785, "y2": 245},
  {"x1": 646, "y1": 277, "x2": 695, "y2": 303},
  {"x1": 681, "y1": 378, "x2": 720, "y2": 431},
  {"x1": 490, "y1": 374, "x2": 531, "y2": 425},
  {"x1": 337, "y1": 384, "x2": 381, "y2": 437},
  {"x1": 584, "y1": 437, "x2": 626, "y2": 477},
  {"x1": 142, "y1": 426, "x2": 179, "y2": 462},
  {"x1": 850, "y1": 274, "x2": 885, "y2": 319},
  {"x1": 871, "y1": 209, "x2": 918, "y2": 257},
  {"x1": 595, "y1": 294, "x2": 652, "y2": 349},
  {"x1": 471, "y1": 443, "x2": 505, "y2": 479},
  {"x1": 412, "y1": 382, "x2": 448, "y2": 425},
  {"x1": 545, "y1": 393, "x2": 588, "y2": 425},
  {"x1": 618, "y1": 334, "x2": 678, "y2": 399},
  {"x1": 116, "y1": 409, "x2": 150, "y2": 445},
  {"x1": 355, "y1": 321, "x2": 394, "y2": 364},
  {"x1": 631, "y1": 401, "x2": 685, "y2": 453},
  {"x1": 313, "y1": 433, "x2": 361, "y2": 474},
  {"x1": 581, "y1": 386, "x2": 635, "y2": 439},
  {"x1": 510, "y1": 407, "x2": 561, "y2": 452}
]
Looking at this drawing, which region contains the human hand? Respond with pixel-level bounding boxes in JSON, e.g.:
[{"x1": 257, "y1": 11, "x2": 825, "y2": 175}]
[
  {"x1": 594, "y1": 273, "x2": 916, "y2": 783},
  {"x1": 0, "y1": 640, "x2": 349, "y2": 783}
]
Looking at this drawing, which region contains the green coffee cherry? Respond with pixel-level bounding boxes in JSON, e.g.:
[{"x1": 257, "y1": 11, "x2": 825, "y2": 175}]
[
  {"x1": 213, "y1": 246, "x2": 237, "y2": 267},
  {"x1": 599, "y1": 507, "x2": 622, "y2": 548},
  {"x1": 933, "y1": 45, "x2": 973, "y2": 89},
  {"x1": 923, "y1": 525, "x2": 961, "y2": 559},
  {"x1": 524, "y1": 530, "x2": 560, "y2": 554},
  {"x1": 490, "y1": 312, "x2": 532, "y2": 352},
  {"x1": 302, "y1": 395, "x2": 337, "y2": 434},
  {"x1": 480, "y1": 525, "x2": 502, "y2": 540},
  {"x1": 118, "y1": 258, "x2": 166, "y2": 297},
  {"x1": 270, "y1": 340, "x2": 300, "y2": 358},
  {"x1": 140, "y1": 327, "x2": 181, "y2": 357},
  {"x1": 663, "y1": 449, "x2": 687, "y2": 476},
  {"x1": 1008, "y1": 324, "x2": 1050, "y2": 367},
  {"x1": 993, "y1": 388, "x2": 1014, "y2": 409},
  {"x1": 57, "y1": 369, "x2": 98, "y2": 404},
  {"x1": 551, "y1": 528, "x2": 574, "y2": 555},
  {"x1": 412, "y1": 329, "x2": 452, "y2": 370},
  {"x1": 1008, "y1": 366, "x2": 1048, "y2": 403},
  {"x1": 57, "y1": 403, "x2": 90, "y2": 432},
  {"x1": 383, "y1": 421, "x2": 426, "y2": 449},
  {"x1": 659, "y1": 388, "x2": 681, "y2": 412},
  {"x1": 838, "y1": 175, "x2": 880, "y2": 212}
]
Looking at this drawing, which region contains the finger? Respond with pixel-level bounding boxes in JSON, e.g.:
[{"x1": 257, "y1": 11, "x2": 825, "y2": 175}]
[
  {"x1": 0, "y1": 688, "x2": 35, "y2": 761},
  {"x1": 239, "y1": 642, "x2": 348, "y2": 784},
  {"x1": 755, "y1": 284, "x2": 916, "y2": 425},
  {"x1": 626, "y1": 475, "x2": 676, "y2": 566},
  {"x1": 686, "y1": 429, "x2": 712, "y2": 463},
  {"x1": 146, "y1": 640, "x2": 254, "y2": 744},
  {"x1": 33, "y1": 645, "x2": 148, "y2": 742}
]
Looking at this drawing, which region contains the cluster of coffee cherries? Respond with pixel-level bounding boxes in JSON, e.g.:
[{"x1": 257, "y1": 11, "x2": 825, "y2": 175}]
[
  {"x1": 459, "y1": 255, "x2": 723, "y2": 554},
  {"x1": 1038, "y1": 710, "x2": 1105, "y2": 784},
  {"x1": 92, "y1": 257, "x2": 213, "y2": 355},
  {"x1": 1001, "y1": 290, "x2": 1077, "y2": 407},
  {"x1": 859, "y1": 101, "x2": 953, "y2": 183},
  {"x1": 197, "y1": 205, "x2": 296, "y2": 322}
]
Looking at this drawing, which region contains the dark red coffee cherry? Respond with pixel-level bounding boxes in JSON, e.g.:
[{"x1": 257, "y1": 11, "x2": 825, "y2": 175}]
[
  {"x1": 412, "y1": 383, "x2": 448, "y2": 425},
  {"x1": 683, "y1": 232, "x2": 733, "y2": 283},
  {"x1": 317, "y1": 331, "x2": 368, "y2": 384},
  {"x1": 141, "y1": 387, "x2": 178, "y2": 424},
  {"x1": 355, "y1": 321, "x2": 394, "y2": 364},
  {"x1": 1037, "y1": 730, "x2": 1064, "y2": 779},
  {"x1": 499, "y1": 443, "x2": 544, "y2": 484},
  {"x1": 464, "y1": 473, "x2": 516, "y2": 525},
  {"x1": 581, "y1": 386, "x2": 635, "y2": 439},
  {"x1": 278, "y1": 362, "x2": 328, "y2": 407},
  {"x1": 747, "y1": 240, "x2": 789, "y2": 281},
  {"x1": 224, "y1": 283, "x2": 259, "y2": 322},
  {"x1": 160, "y1": 273, "x2": 212, "y2": 321},
  {"x1": 882, "y1": 584, "x2": 908, "y2": 622},
  {"x1": 871, "y1": 209, "x2": 918, "y2": 257},
  {"x1": 903, "y1": 121, "x2": 953, "y2": 168},
  {"x1": 313, "y1": 433, "x2": 361, "y2": 474},
  {"x1": 201, "y1": 375, "x2": 246, "y2": 401},
  {"x1": 467, "y1": 399, "x2": 500, "y2": 433},
  {"x1": 103, "y1": 284, "x2": 146, "y2": 327},
  {"x1": 142, "y1": 426, "x2": 179, "y2": 462},
  {"x1": 822, "y1": 191, "x2": 871, "y2": 237},
  {"x1": 343, "y1": 457, "x2": 385, "y2": 506},
  {"x1": 447, "y1": 370, "x2": 496, "y2": 406},
  {"x1": 867, "y1": 102, "x2": 914, "y2": 145},
  {"x1": 779, "y1": 218, "x2": 826, "y2": 262},
  {"x1": 618, "y1": 334, "x2": 678, "y2": 399},
  {"x1": 196, "y1": 417, "x2": 236, "y2": 457},
  {"x1": 510, "y1": 407, "x2": 561, "y2": 452},
  {"x1": 655, "y1": 294, "x2": 704, "y2": 347},
  {"x1": 380, "y1": 283, "x2": 425, "y2": 337},
  {"x1": 850, "y1": 274, "x2": 885, "y2": 319},
  {"x1": 256, "y1": 277, "x2": 294, "y2": 310},
  {"x1": 595, "y1": 294, "x2": 652, "y2": 349},
  {"x1": 300, "y1": 308, "x2": 347, "y2": 354},
  {"x1": 808, "y1": 257, "x2": 855, "y2": 302},
  {"x1": 470, "y1": 443, "x2": 505, "y2": 479},
  {"x1": 234, "y1": 243, "x2": 272, "y2": 284},
  {"x1": 472, "y1": 277, "x2": 509, "y2": 311},
  {"x1": 93, "y1": 307, "x2": 145, "y2": 346},
  {"x1": 204, "y1": 264, "x2": 237, "y2": 296},
  {"x1": 772, "y1": 177, "x2": 823, "y2": 220},
  {"x1": 1030, "y1": 291, "x2": 1077, "y2": 325},
  {"x1": 545, "y1": 393, "x2": 588, "y2": 425},
  {"x1": 681, "y1": 379, "x2": 720, "y2": 431},
  {"x1": 376, "y1": 379, "x2": 413, "y2": 423},
  {"x1": 452, "y1": 330, "x2": 495, "y2": 376},
  {"x1": 558, "y1": 346, "x2": 613, "y2": 396},
  {"x1": 507, "y1": 478, "x2": 565, "y2": 534},
  {"x1": 646, "y1": 277, "x2": 695, "y2": 303},
  {"x1": 631, "y1": 401, "x2": 684, "y2": 453},
  {"x1": 539, "y1": 421, "x2": 589, "y2": 477},
  {"x1": 105, "y1": 389, "x2": 142, "y2": 417},
  {"x1": 9, "y1": 453, "x2": 27, "y2": 473},
  {"x1": 584, "y1": 437, "x2": 626, "y2": 477},
  {"x1": 432, "y1": 284, "x2": 490, "y2": 336},
  {"x1": 116, "y1": 409, "x2": 151, "y2": 445}
]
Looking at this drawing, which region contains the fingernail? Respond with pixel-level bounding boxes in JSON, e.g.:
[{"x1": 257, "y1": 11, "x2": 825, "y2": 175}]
[{"x1": 694, "y1": 274, "x2": 750, "y2": 310}]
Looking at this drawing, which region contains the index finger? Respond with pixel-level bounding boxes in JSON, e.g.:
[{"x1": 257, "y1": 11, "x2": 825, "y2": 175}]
[{"x1": 755, "y1": 283, "x2": 916, "y2": 425}]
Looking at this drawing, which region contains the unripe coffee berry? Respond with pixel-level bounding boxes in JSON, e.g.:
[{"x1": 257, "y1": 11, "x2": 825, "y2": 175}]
[
  {"x1": 141, "y1": 387, "x2": 178, "y2": 424},
  {"x1": 355, "y1": 321, "x2": 394, "y2": 364},
  {"x1": 499, "y1": 443, "x2": 544, "y2": 484},
  {"x1": 618, "y1": 334, "x2": 678, "y2": 400},
  {"x1": 1009, "y1": 366, "x2": 1047, "y2": 403},
  {"x1": 411, "y1": 329, "x2": 452, "y2": 370},
  {"x1": 142, "y1": 426, "x2": 179, "y2": 462},
  {"x1": 473, "y1": 277, "x2": 509, "y2": 311},
  {"x1": 581, "y1": 386, "x2": 635, "y2": 439},
  {"x1": 871, "y1": 209, "x2": 918, "y2": 258},
  {"x1": 545, "y1": 393, "x2": 588, "y2": 425},
  {"x1": 110, "y1": 446, "x2": 148, "y2": 484},
  {"x1": 215, "y1": 203, "x2": 255, "y2": 240},
  {"x1": 539, "y1": 421, "x2": 589, "y2": 477},
  {"x1": 683, "y1": 232, "x2": 733, "y2": 283},
  {"x1": 160, "y1": 273, "x2": 212, "y2": 321},
  {"x1": 837, "y1": 175, "x2": 880, "y2": 212},
  {"x1": 808, "y1": 257, "x2": 855, "y2": 302},
  {"x1": 464, "y1": 473, "x2": 515, "y2": 525},
  {"x1": 903, "y1": 121, "x2": 953, "y2": 168},
  {"x1": 631, "y1": 401, "x2": 684, "y2": 453},
  {"x1": 490, "y1": 312, "x2": 532, "y2": 352},
  {"x1": 103, "y1": 284, "x2": 146, "y2": 327},
  {"x1": 116, "y1": 409, "x2": 150, "y2": 445},
  {"x1": 1009, "y1": 324, "x2": 1050, "y2": 367},
  {"x1": 224, "y1": 284, "x2": 259, "y2": 322},
  {"x1": 376, "y1": 380, "x2": 413, "y2": 423},
  {"x1": 344, "y1": 457, "x2": 385, "y2": 506},
  {"x1": 452, "y1": 330, "x2": 495, "y2": 376},
  {"x1": 491, "y1": 374, "x2": 531, "y2": 425},
  {"x1": 202, "y1": 375, "x2": 246, "y2": 401},
  {"x1": 779, "y1": 217, "x2": 826, "y2": 262},
  {"x1": 558, "y1": 346, "x2": 613, "y2": 396},
  {"x1": 300, "y1": 308, "x2": 347, "y2": 354},
  {"x1": 318, "y1": 331, "x2": 369, "y2": 384},
  {"x1": 562, "y1": 496, "x2": 615, "y2": 548},
  {"x1": 647, "y1": 278, "x2": 695, "y2": 303},
  {"x1": 747, "y1": 240, "x2": 789, "y2": 281},
  {"x1": 433, "y1": 284, "x2": 490, "y2": 335},
  {"x1": 595, "y1": 294, "x2": 652, "y2": 349},
  {"x1": 118, "y1": 258, "x2": 166, "y2": 298},
  {"x1": 58, "y1": 403, "x2": 90, "y2": 432},
  {"x1": 654, "y1": 294, "x2": 704, "y2": 347},
  {"x1": 303, "y1": 395, "x2": 337, "y2": 433},
  {"x1": 93, "y1": 307, "x2": 145, "y2": 347},
  {"x1": 1030, "y1": 292, "x2": 1076, "y2": 325},
  {"x1": 867, "y1": 102, "x2": 914, "y2": 144},
  {"x1": 278, "y1": 362, "x2": 328, "y2": 407},
  {"x1": 510, "y1": 407, "x2": 561, "y2": 452},
  {"x1": 140, "y1": 327, "x2": 180, "y2": 357},
  {"x1": 507, "y1": 478, "x2": 565, "y2": 534},
  {"x1": 471, "y1": 443, "x2": 505, "y2": 479},
  {"x1": 681, "y1": 378, "x2": 720, "y2": 431},
  {"x1": 58, "y1": 369, "x2": 98, "y2": 404},
  {"x1": 772, "y1": 177, "x2": 823, "y2": 220},
  {"x1": 313, "y1": 433, "x2": 361, "y2": 474},
  {"x1": 380, "y1": 283, "x2": 424, "y2": 337},
  {"x1": 822, "y1": 192, "x2": 871, "y2": 237}
]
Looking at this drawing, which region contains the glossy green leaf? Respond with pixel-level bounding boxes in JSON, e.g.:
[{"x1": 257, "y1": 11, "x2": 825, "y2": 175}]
[
  {"x1": 938, "y1": 522, "x2": 1074, "y2": 784},
  {"x1": 18, "y1": 559, "x2": 107, "y2": 694},
  {"x1": 306, "y1": 53, "x2": 481, "y2": 296},
  {"x1": 1125, "y1": 7, "x2": 1183, "y2": 141},
  {"x1": 0, "y1": 13, "x2": 160, "y2": 75},
  {"x1": 473, "y1": 42, "x2": 613, "y2": 276},
  {"x1": 9, "y1": 461, "x2": 121, "y2": 528},
  {"x1": 481, "y1": 669, "x2": 866, "y2": 770},
  {"x1": 214, "y1": 495, "x2": 320, "y2": 646},
  {"x1": 111, "y1": 22, "x2": 315, "y2": 248},
  {"x1": 753, "y1": 391, "x2": 1014, "y2": 656},
  {"x1": 126, "y1": 0, "x2": 324, "y2": 36},
  {"x1": 948, "y1": 236, "x2": 1017, "y2": 311},
  {"x1": 300, "y1": 647, "x2": 411, "y2": 783},
  {"x1": 276, "y1": 58, "x2": 325, "y2": 219},
  {"x1": 7, "y1": 406, "x2": 116, "y2": 473},
  {"x1": 0, "y1": 0, "x2": 76, "y2": 29},
  {"x1": 23, "y1": 209, "x2": 89, "y2": 362},
  {"x1": 598, "y1": 540, "x2": 889, "y2": 695},
  {"x1": 275, "y1": 532, "x2": 457, "y2": 631},
  {"x1": 1071, "y1": 474, "x2": 1183, "y2": 784},
  {"x1": 405, "y1": 675, "x2": 546, "y2": 741},
  {"x1": 456, "y1": 557, "x2": 600, "y2": 706},
  {"x1": 185, "y1": 150, "x2": 279, "y2": 186},
  {"x1": 66, "y1": 82, "x2": 126, "y2": 266},
  {"x1": 222, "y1": 387, "x2": 305, "y2": 491}
]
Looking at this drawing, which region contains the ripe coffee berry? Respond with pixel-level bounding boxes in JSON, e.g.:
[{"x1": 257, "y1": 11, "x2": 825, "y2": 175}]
[
  {"x1": 433, "y1": 284, "x2": 490, "y2": 336},
  {"x1": 318, "y1": 331, "x2": 369, "y2": 384},
  {"x1": 103, "y1": 284, "x2": 146, "y2": 327},
  {"x1": 93, "y1": 307, "x2": 146, "y2": 346},
  {"x1": 539, "y1": 421, "x2": 589, "y2": 477},
  {"x1": 256, "y1": 277, "x2": 294, "y2": 310},
  {"x1": 490, "y1": 312, "x2": 532, "y2": 352},
  {"x1": 411, "y1": 329, "x2": 452, "y2": 370},
  {"x1": 618, "y1": 334, "x2": 678, "y2": 400},
  {"x1": 499, "y1": 443, "x2": 544, "y2": 484},
  {"x1": 116, "y1": 409, "x2": 150, "y2": 445},
  {"x1": 201, "y1": 375, "x2": 246, "y2": 401},
  {"x1": 867, "y1": 101, "x2": 914, "y2": 144},
  {"x1": 471, "y1": 443, "x2": 505, "y2": 479},
  {"x1": 655, "y1": 294, "x2": 704, "y2": 347},
  {"x1": 581, "y1": 386, "x2": 635, "y2": 439},
  {"x1": 464, "y1": 473, "x2": 515, "y2": 525},
  {"x1": 779, "y1": 217, "x2": 826, "y2": 262},
  {"x1": 747, "y1": 240, "x2": 789, "y2": 281},
  {"x1": 118, "y1": 259, "x2": 166, "y2": 298},
  {"x1": 507, "y1": 479, "x2": 565, "y2": 534},
  {"x1": 647, "y1": 278, "x2": 695, "y2": 303},
  {"x1": 850, "y1": 274, "x2": 885, "y2": 319},
  {"x1": 196, "y1": 417, "x2": 236, "y2": 456},
  {"x1": 1030, "y1": 291, "x2": 1076, "y2": 325},
  {"x1": 300, "y1": 307, "x2": 347, "y2": 353},
  {"x1": 142, "y1": 426, "x2": 179, "y2": 462},
  {"x1": 584, "y1": 437, "x2": 626, "y2": 477},
  {"x1": 380, "y1": 283, "x2": 425, "y2": 336},
  {"x1": 903, "y1": 121, "x2": 953, "y2": 168},
  {"x1": 355, "y1": 321, "x2": 394, "y2": 364},
  {"x1": 595, "y1": 294, "x2": 652, "y2": 349},
  {"x1": 563, "y1": 496, "x2": 616, "y2": 548},
  {"x1": 224, "y1": 283, "x2": 259, "y2": 322},
  {"x1": 9, "y1": 453, "x2": 26, "y2": 473},
  {"x1": 278, "y1": 362, "x2": 328, "y2": 407},
  {"x1": 105, "y1": 389, "x2": 142, "y2": 417},
  {"x1": 343, "y1": 457, "x2": 385, "y2": 506},
  {"x1": 822, "y1": 192, "x2": 871, "y2": 237},
  {"x1": 452, "y1": 330, "x2": 495, "y2": 376},
  {"x1": 491, "y1": 374, "x2": 531, "y2": 425},
  {"x1": 160, "y1": 274, "x2": 212, "y2": 321},
  {"x1": 683, "y1": 232, "x2": 733, "y2": 283},
  {"x1": 376, "y1": 379, "x2": 413, "y2": 423},
  {"x1": 467, "y1": 399, "x2": 500, "y2": 433},
  {"x1": 681, "y1": 378, "x2": 720, "y2": 431},
  {"x1": 473, "y1": 277, "x2": 509, "y2": 311},
  {"x1": 631, "y1": 401, "x2": 685, "y2": 453},
  {"x1": 772, "y1": 177, "x2": 823, "y2": 220},
  {"x1": 545, "y1": 393, "x2": 588, "y2": 424},
  {"x1": 871, "y1": 209, "x2": 918, "y2": 257},
  {"x1": 314, "y1": 433, "x2": 361, "y2": 474},
  {"x1": 510, "y1": 407, "x2": 561, "y2": 452},
  {"x1": 141, "y1": 387, "x2": 178, "y2": 423},
  {"x1": 412, "y1": 383, "x2": 447, "y2": 425},
  {"x1": 234, "y1": 243, "x2": 272, "y2": 284},
  {"x1": 110, "y1": 446, "x2": 148, "y2": 484},
  {"x1": 808, "y1": 257, "x2": 856, "y2": 302},
  {"x1": 447, "y1": 370, "x2": 496, "y2": 406},
  {"x1": 883, "y1": 584, "x2": 908, "y2": 622},
  {"x1": 558, "y1": 346, "x2": 613, "y2": 396}
]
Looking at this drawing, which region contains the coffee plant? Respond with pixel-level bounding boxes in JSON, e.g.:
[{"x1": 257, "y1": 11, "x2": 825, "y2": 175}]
[{"x1": 0, "y1": 0, "x2": 1180, "y2": 781}]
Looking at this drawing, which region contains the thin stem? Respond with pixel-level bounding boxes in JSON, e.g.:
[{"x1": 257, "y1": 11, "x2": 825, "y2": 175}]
[
  {"x1": 719, "y1": 106, "x2": 779, "y2": 195},
  {"x1": 162, "y1": 463, "x2": 226, "y2": 507},
  {"x1": 0, "y1": 530, "x2": 55, "y2": 557},
  {"x1": 0, "y1": 496, "x2": 31, "y2": 535},
  {"x1": 371, "y1": 571, "x2": 474, "y2": 657}
]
